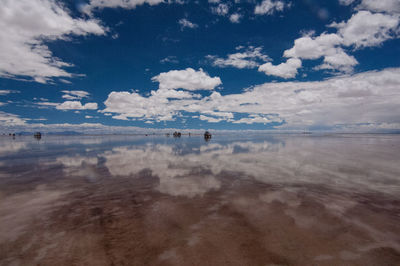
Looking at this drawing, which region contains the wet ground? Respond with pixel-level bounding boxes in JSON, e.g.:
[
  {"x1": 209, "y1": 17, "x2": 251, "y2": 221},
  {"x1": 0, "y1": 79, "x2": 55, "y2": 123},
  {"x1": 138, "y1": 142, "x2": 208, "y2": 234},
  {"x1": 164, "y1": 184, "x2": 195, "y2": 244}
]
[{"x1": 0, "y1": 134, "x2": 399, "y2": 265}]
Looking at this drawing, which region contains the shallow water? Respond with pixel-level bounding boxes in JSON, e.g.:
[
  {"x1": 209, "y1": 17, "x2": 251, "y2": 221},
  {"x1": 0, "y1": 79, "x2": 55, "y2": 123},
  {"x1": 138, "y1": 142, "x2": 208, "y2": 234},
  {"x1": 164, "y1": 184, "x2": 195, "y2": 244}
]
[{"x1": 0, "y1": 134, "x2": 399, "y2": 265}]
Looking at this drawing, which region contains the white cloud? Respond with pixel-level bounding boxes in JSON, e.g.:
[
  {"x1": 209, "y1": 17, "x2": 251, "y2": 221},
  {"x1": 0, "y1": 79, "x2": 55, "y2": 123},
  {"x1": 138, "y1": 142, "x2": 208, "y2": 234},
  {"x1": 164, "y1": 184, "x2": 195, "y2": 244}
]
[
  {"x1": 102, "y1": 67, "x2": 400, "y2": 129},
  {"x1": 61, "y1": 90, "x2": 90, "y2": 100},
  {"x1": 232, "y1": 114, "x2": 282, "y2": 124},
  {"x1": 211, "y1": 3, "x2": 229, "y2": 16},
  {"x1": 102, "y1": 68, "x2": 222, "y2": 122},
  {"x1": 82, "y1": 0, "x2": 165, "y2": 14},
  {"x1": 229, "y1": 13, "x2": 242, "y2": 23},
  {"x1": 0, "y1": 90, "x2": 20, "y2": 95},
  {"x1": 254, "y1": 0, "x2": 287, "y2": 15},
  {"x1": 208, "y1": 0, "x2": 220, "y2": 3},
  {"x1": 56, "y1": 101, "x2": 98, "y2": 110},
  {"x1": 3, "y1": 66, "x2": 400, "y2": 132},
  {"x1": 357, "y1": 0, "x2": 400, "y2": 14},
  {"x1": 283, "y1": 33, "x2": 343, "y2": 60},
  {"x1": 102, "y1": 89, "x2": 195, "y2": 121},
  {"x1": 282, "y1": 33, "x2": 358, "y2": 74},
  {"x1": 178, "y1": 18, "x2": 198, "y2": 29},
  {"x1": 330, "y1": 11, "x2": 400, "y2": 48},
  {"x1": 0, "y1": 0, "x2": 106, "y2": 83},
  {"x1": 207, "y1": 46, "x2": 270, "y2": 69},
  {"x1": 258, "y1": 58, "x2": 302, "y2": 78},
  {"x1": 268, "y1": 7, "x2": 400, "y2": 75},
  {"x1": 160, "y1": 56, "x2": 179, "y2": 64},
  {"x1": 339, "y1": 0, "x2": 356, "y2": 5},
  {"x1": 0, "y1": 111, "x2": 27, "y2": 126},
  {"x1": 199, "y1": 115, "x2": 225, "y2": 123},
  {"x1": 151, "y1": 68, "x2": 222, "y2": 91},
  {"x1": 36, "y1": 102, "x2": 60, "y2": 108},
  {"x1": 0, "y1": 117, "x2": 167, "y2": 134},
  {"x1": 316, "y1": 50, "x2": 358, "y2": 73}
]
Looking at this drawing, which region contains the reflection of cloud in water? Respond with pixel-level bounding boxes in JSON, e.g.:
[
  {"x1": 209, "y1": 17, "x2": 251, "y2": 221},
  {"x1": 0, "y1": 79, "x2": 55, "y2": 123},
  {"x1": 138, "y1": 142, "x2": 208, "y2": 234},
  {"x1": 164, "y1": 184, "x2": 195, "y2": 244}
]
[
  {"x1": 0, "y1": 140, "x2": 27, "y2": 155},
  {"x1": 0, "y1": 135, "x2": 399, "y2": 265},
  {"x1": 102, "y1": 137, "x2": 400, "y2": 196},
  {"x1": 55, "y1": 155, "x2": 99, "y2": 182},
  {"x1": 157, "y1": 175, "x2": 220, "y2": 198},
  {"x1": 102, "y1": 145, "x2": 221, "y2": 197},
  {"x1": 0, "y1": 185, "x2": 68, "y2": 242},
  {"x1": 56, "y1": 155, "x2": 98, "y2": 167}
]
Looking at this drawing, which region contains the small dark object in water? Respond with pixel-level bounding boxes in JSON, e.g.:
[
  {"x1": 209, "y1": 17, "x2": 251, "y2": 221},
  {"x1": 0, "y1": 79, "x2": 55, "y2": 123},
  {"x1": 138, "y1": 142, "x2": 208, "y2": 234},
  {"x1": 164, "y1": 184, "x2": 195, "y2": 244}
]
[
  {"x1": 204, "y1": 131, "x2": 212, "y2": 140},
  {"x1": 173, "y1": 131, "x2": 181, "y2": 137},
  {"x1": 34, "y1": 132, "x2": 42, "y2": 140}
]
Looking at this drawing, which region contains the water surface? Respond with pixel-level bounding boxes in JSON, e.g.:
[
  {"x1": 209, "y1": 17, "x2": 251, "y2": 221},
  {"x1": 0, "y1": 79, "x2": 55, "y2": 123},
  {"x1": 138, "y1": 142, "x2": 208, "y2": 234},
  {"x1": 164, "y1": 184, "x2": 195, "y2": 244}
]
[{"x1": 0, "y1": 134, "x2": 399, "y2": 265}]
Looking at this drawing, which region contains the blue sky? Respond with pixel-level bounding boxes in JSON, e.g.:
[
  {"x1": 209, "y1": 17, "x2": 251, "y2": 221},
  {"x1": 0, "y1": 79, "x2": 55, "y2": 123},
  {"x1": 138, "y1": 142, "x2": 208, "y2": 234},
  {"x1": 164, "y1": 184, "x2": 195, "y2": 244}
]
[{"x1": 0, "y1": 0, "x2": 400, "y2": 133}]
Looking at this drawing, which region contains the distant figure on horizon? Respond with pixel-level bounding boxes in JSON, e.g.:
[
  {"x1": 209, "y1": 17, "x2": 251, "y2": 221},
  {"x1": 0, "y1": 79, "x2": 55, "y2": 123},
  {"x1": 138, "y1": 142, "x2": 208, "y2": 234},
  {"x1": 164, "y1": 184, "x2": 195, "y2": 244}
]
[
  {"x1": 173, "y1": 131, "x2": 181, "y2": 137},
  {"x1": 34, "y1": 132, "x2": 42, "y2": 140},
  {"x1": 204, "y1": 131, "x2": 212, "y2": 140}
]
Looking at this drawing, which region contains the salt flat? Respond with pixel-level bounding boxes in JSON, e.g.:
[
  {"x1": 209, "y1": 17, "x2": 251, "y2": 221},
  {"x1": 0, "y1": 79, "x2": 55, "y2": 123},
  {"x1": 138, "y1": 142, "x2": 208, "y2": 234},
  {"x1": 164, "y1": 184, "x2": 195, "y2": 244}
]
[{"x1": 0, "y1": 134, "x2": 399, "y2": 265}]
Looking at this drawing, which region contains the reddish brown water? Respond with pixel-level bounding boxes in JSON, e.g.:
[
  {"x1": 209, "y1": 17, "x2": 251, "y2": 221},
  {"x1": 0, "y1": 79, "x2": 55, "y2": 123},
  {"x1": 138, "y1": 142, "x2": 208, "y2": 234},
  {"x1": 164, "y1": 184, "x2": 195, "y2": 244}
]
[{"x1": 0, "y1": 134, "x2": 399, "y2": 265}]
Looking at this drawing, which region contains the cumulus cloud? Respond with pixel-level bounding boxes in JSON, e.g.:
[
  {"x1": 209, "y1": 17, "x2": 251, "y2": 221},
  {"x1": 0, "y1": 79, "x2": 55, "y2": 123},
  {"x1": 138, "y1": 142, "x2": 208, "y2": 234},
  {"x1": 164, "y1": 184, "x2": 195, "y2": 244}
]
[
  {"x1": 36, "y1": 100, "x2": 98, "y2": 110},
  {"x1": 103, "y1": 67, "x2": 400, "y2": 129},
  {"x1": 211, "y1": 3, "x2": 229, "y2": 16},
  {"x1": 229, "y1": 13, "x2": 242, "y2": 23},
  {"x1": 160, "y1": 56, "x2": 179, "y2": 64},
  {"x1": 104, "y1": 89, "x2": 194, "y2": 120},
  {"x1": 283, "y1": 33, "x2": 343, "y2": 60},
  {"x1": 357, "y1": 0, "x2": 400, "y2": 14},
  {"x1": 330, "y1": 11, "x2": 400, "y2": 48},
  {"x1": 151, "y1": 68, "x2": 222, "y2": 91},
  {"x1": 61, "y1": 90, "x2": 90, "y2": 100},
  {"x1": 0, "y1": 111, "x2": 27, "y2": 126},
  {"x1": 0, "y1": 90, "x2": 19, "y2": 95},
  {"x1": 232, "y1": 114, "x2": 282, "y2": 124},
  {"x1": 103, "y1": 68, "x2": 222, "y2": 122},
  {"x1": 56, "y1": 101, "x2": 98, "y2": 110},
  {"x1": 339, "y1": 0, "x2": 356, "y2": 5},
  {"x1": 82, "y1": 0, "x2": 165, "y2": 14},
  {"x1": 102, "y1": 89, "x2": 195, "y2": 121},
  {"x1": 207, "y1": 46, "x2": 270, "y2": 69},
  {"x1": 254, "y1": 0, "x2": 287, "y2": 15},
  {"x1": 199, "y1": 115, "x2": 225, "y2": 123},
  {"x1": 265, "y1": 4, "x2": 400, "y2": 76},
  {"x1": 283, "y1": 33, "x2": 358, "y2": 73},
  {"x1": 0, "y1": 0, "x2": 106, "y2": 83},
  {"x1": 235, "y1": 68, "x2": 400, "y2": 129},
  {"x1": 4, "y1": 66, "x2": 400, "y2": 132},
  {"x1": 0, "y1": 119, "x2": 153, "y2": 134},
  {"x1": 258, "y1": 58, "x2": 302, "y2": 78},
  {"x1": 178, "y1": 18, "x2": 198, "y2": 29}
]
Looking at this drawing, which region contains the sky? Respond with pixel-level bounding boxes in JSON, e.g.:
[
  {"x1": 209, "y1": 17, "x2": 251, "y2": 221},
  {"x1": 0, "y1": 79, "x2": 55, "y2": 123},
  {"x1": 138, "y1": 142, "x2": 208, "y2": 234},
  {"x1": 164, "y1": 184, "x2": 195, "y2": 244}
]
[{"x1": 0, "y1": 0, "x2": 400, "y2": 133}]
